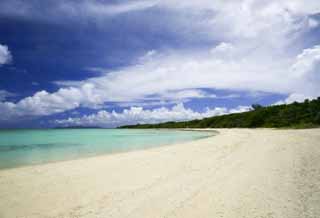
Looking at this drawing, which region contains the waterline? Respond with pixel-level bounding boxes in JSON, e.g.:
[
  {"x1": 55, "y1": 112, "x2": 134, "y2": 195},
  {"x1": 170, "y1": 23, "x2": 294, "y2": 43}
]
[{"x1": 0, "y1": 129, "x2": 214, "y2": 169}]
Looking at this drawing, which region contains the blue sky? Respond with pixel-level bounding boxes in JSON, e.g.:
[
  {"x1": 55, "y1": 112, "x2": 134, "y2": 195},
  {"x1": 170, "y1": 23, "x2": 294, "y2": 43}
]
[{"x1": 0, "y1": 0, "x2": 319, "y2": 128}]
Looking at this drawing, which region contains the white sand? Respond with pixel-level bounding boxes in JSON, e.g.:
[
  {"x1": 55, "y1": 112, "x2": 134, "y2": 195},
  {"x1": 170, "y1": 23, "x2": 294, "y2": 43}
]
[{"x1": 0, "y1": 129, "x2": 320, "y2": 218}]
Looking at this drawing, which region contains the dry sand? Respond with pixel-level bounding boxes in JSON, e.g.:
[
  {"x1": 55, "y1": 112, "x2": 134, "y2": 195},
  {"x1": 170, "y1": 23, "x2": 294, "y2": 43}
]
[{"x1": 0, "y1": 128, "x2": 320, "y2": 218}]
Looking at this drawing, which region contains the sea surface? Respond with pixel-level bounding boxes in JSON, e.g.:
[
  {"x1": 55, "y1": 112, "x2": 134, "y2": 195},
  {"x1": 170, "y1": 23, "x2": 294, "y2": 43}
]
[{"x1": 0, "y1": 129, "x2": 213, "y2": 169}]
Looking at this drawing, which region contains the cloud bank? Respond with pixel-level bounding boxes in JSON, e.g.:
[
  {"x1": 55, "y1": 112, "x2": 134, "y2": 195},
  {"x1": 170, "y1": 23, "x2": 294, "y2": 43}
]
[
  {"x1": 54, "y1": 103, "x2": 251, "y2": 128},
  {"x1": 1, "y1": 0, "x2": 320, "y2": 126},
  {"x1": 1, "y1": 42, "x2": 319, "y2": 122}
]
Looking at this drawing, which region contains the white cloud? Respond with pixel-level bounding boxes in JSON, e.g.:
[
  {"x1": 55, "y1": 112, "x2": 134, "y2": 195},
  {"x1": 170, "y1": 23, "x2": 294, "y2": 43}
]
[
  {"x1": 0, "y1": 90, "x2": 15, "y2": 101},
  {"x1": 0, "y1": 31, "x2": 319, "y2": 121},
  {"x1": 0, "y1": 85, "x2": 218, "y2": 121},
  {"x1": 0, "y1": 44, "x2": 11, "y2": 65},
  {"x1": 229, "y1": 105, "x2": 252, "y2": 114},
  {"x1": 0, "y1": 0, "x2": 320, "y2": 123},
  {"x1": 308, "y1": 18, "x2": 319, "y2": 29},
  {"x1": 146, "y1": 89, "x2": 216, "y2": 101},
  {"x1": 210, "y1": 42, "x2": 235, "y2": 58},
  {"x1": 156, "y1": 0, "x2": 320, "y2": 46},
  {"x1": 116, "y1": 100, "x2": 188, "y2": 108},
  {"x1": 290, "y1": 45, "x2": 320, "y2": 97},
  {"x1": 274, "y1": 93, "x2": 310, "y2": 105},
  {"x1": 54, "y1": 103, "x2": 251, "y2": 128},
  {"x1": 0, "y1": 0, "x2": 156, "y2": 21},
  {"x1": 81, "y1": 1, "x2": 156, "y2": 16}
]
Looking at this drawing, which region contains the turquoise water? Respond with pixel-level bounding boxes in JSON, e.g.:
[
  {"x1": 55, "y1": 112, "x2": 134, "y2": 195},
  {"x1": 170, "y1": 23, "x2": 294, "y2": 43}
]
[{"x1": 0, "y1": 129, "x2": 213, "y2": 169}]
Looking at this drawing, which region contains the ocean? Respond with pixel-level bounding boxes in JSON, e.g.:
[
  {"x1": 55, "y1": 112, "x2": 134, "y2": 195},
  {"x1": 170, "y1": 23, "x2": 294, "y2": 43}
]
[{"x1": 0, "y1": 129, "x2": 213, "y2": 169}]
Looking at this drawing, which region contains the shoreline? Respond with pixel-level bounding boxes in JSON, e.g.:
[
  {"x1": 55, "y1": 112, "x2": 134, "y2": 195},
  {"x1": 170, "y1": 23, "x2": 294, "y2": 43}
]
[
  {"x1": 0, "y1": 129, "x2": 217, "y2": 171},
  {"x1": 0, "y1": 128, "x2": 319, "y2": 218}
]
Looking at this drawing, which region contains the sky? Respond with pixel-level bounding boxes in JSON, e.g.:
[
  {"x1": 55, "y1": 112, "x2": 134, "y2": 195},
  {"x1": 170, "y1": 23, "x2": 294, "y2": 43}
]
[{"x1": 0, "y1": 0, "x2": 320, "y2": 128}]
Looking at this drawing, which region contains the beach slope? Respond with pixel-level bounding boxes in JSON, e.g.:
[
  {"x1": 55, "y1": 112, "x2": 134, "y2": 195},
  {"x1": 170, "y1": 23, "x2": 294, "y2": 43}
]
[{"x1": 0, "y1": 129, "x2": 320, "y2": 218}]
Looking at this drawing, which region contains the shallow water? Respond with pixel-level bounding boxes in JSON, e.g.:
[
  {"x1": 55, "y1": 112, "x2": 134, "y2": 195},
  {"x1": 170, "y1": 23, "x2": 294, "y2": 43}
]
[{"x1": 0, "y1": 129, "x2": 213, "y2": 169}]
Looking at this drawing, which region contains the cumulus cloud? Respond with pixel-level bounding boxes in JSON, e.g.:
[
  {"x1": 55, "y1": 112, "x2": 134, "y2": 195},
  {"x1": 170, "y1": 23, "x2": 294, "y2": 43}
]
[
  {"x1": 274, "y1": 93, "x2": 310, "y2": 105},
  {"x1": 0, "y1": 85, "x2": 217, "y2": 121},
  {"x1": 272, "y1": 44, "x2": 320, "y2": 105},
  {"x1": 290, "y1": 45, "x2": 320, "y2": 95},
  {"x1": 54, "y1": 103, "x2": 251, "y2": 128},
  {"x1": 0, "y1": 84, "x2": 105, "y2": 121},
  {"x1": 156, "y1": 0, "x2": 320, "y2": 47},
  {"x1": 47, "y1": 41, "x2": 318, "y2": 108},
  {"x1": 0, "y1": 40, "x2": 319, "y2": 121},
  {"x1": 0, "y1": 44, "x2": 11, "y2": 65},
  {"x1": 0, "y1": 0, "x2": 320, "y2": 124}
]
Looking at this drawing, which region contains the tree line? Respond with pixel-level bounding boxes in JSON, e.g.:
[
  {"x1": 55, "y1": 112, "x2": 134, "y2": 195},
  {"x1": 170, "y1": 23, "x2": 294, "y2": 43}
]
[{"x1": 119, "y1": 97, "x2": 320, "y2": 129}]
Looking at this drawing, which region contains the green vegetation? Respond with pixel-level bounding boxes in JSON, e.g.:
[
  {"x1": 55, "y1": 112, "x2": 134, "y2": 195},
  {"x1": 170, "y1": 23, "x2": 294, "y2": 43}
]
[{"x1": 120, "y1": 97, "x2": 320, "y2": 129}]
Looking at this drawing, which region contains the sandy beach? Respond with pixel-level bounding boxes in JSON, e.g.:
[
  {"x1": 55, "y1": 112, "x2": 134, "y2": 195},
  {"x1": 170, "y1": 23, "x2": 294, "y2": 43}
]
[{"x1": 0, "y1": 128, "x2": 319, "y2": 218}]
